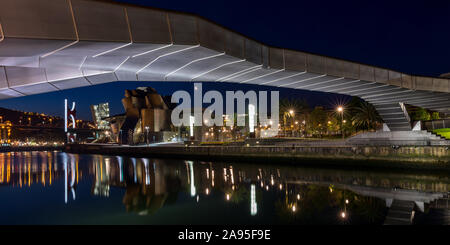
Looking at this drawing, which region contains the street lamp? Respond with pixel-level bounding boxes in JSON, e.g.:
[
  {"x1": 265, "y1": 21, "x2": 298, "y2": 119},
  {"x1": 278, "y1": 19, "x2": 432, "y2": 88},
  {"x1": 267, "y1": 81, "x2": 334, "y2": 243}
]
[
  {"x1": 145, "y1": 126, "x2": 150, "y2": 146},
  {"x1": 283, "y1": 109, "x2": 295, "y2": 137},
  {"x1": 337, "y1": 106, "x2": 344, "y2": 139},
  {"x1": 289, "y1": 110, "x2": 295, "y2": 137}
]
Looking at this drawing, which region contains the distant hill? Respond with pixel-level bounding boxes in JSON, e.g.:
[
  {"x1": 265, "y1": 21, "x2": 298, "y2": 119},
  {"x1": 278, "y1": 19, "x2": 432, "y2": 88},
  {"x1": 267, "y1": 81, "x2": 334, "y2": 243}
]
[{"x1": 0, "y1": 107, "x2": 63, "y2": 127}]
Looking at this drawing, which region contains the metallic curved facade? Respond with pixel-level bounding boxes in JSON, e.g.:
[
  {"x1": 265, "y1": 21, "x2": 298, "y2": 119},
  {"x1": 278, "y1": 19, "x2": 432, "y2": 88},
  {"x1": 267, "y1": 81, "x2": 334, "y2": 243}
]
[{"x1": 0, "y1": 0, "x2": 449, "y2": 131}]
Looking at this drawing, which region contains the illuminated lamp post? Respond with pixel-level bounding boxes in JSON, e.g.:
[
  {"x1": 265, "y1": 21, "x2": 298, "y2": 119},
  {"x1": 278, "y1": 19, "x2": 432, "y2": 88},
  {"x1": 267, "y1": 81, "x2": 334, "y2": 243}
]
[
  {"x1": 145, "y1": 126, "x2": 150, "y2": 146},
  {"x1": 289, "y1": 110, "x2": 294, "y2": 137},
  {"x1": 337, "y1": 106, "x2": 344, "y2": 139}
]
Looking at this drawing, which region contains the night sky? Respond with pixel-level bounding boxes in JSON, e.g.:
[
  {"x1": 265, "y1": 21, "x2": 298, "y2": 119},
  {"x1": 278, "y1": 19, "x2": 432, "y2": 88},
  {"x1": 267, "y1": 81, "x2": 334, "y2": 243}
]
[{"x1": 0, "y1": 0, "x2": 448, "y2": 120}]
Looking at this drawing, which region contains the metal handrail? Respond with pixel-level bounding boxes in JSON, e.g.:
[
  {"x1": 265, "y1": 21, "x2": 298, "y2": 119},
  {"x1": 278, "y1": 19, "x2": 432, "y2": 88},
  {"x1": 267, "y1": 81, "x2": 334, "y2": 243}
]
[{"x1": 423, "y1": 119, "x2": 450, "y2": 130}]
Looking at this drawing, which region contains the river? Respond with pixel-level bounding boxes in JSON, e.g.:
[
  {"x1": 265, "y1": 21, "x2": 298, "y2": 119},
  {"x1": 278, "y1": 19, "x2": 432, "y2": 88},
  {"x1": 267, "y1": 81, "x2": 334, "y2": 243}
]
[{"x1": 0, "y1": 151, "x2": 448, "y2": 225}]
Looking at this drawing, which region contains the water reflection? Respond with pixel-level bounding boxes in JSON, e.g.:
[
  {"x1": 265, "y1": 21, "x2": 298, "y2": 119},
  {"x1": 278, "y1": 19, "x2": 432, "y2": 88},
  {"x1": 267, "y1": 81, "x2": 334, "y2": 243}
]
[{"x1": 0, "y1": 151, "x2": 449, "y2": 225}]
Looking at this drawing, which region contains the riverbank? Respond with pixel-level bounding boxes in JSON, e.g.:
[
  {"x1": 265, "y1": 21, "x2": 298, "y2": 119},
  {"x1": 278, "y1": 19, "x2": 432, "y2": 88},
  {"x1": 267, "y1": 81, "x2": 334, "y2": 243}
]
[
  {"x1": 0, "y1": 145, "x2": 64, "y2": 152},
  {"x1": 64, "y1": 143, "x2": 450, "y2": 171}
]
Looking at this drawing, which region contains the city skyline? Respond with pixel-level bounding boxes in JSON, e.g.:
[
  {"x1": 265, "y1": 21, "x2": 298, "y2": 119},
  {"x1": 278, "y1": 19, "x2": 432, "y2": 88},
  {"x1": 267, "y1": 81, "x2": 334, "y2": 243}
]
[{"x1": 0, "y1": 81, "x2": 346, "y2": 120}]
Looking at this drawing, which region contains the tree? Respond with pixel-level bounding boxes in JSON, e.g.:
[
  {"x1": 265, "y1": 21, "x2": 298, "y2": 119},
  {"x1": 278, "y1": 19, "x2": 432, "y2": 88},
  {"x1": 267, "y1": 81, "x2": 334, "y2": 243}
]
[
  {"x1": 326, "y1": 116, "x2": 340, "y2": 135},
  {"x1": 352, "y1": 101, "x2": 382, "y2": 131},
  {"x1": 411, "y1": 108, "x2": 431, "y2": 121},
  {"x1": 431, "y1": 112, "x2": 440, "y2": 120},
  {"x1": 307, "y1": 106, "x2": 327, "y2": 136},
  {"x1": 279, "y1": 98, "x2": 309, "y2": 114},
  {"x1": 279, "y1": 98, "x2": 310, "y2": 136}
]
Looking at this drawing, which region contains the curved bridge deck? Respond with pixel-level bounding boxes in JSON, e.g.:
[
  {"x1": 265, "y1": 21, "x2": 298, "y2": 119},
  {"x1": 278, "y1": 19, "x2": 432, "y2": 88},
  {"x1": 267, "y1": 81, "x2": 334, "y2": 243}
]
[{"x1": 0, "y1": 0, "x2": 449, "y2": 131}]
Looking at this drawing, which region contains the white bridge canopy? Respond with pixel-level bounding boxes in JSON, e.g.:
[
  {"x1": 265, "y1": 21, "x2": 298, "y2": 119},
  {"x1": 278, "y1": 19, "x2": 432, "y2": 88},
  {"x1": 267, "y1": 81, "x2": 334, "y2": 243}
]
[{"x1": 0, "y1": 0, "x2": 449, "y2": 131}]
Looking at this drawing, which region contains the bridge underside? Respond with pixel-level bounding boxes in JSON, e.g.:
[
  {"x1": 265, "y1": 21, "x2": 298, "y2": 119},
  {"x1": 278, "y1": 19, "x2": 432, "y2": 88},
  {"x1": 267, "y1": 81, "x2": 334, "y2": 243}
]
[{"x1": 1, "y1": 0, "x2": 449, "y2": 131}]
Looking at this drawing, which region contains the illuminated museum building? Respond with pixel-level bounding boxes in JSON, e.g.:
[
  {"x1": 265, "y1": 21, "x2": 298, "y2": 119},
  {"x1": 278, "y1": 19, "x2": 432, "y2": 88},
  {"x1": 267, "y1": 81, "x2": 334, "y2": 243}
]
[{"x1": 117, "y1": 87, "x2": 176, "y2": 144}]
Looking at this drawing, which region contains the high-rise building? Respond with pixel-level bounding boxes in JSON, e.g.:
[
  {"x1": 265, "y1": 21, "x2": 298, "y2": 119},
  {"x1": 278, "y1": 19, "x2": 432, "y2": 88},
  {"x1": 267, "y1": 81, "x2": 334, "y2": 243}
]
[{"x1": 90, "y1": 103, "x2": 110, "y2": 130}]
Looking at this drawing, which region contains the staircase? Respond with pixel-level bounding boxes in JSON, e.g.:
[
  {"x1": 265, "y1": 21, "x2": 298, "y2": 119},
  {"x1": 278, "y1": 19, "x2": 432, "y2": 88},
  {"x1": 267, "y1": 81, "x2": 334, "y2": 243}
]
[
  {"x1": 429, "y1": 130, "x2": 449, "y2": 140},
  {"x1": 421, "y1": 209, "x2": 450, "y2": 225},
  {"x1": 384, "y1": 200, "x2": 415, "y2": 225},
  {"x1": 373, "y1": 102, "x2": 411, "y2": 131},
  {"x1": 415, "y1": 194, "x2": 450, "y2": 225},
  {"x1": 347, "y1": 130, "x2": 450, "y2": 146},
  {"x1": 427, "y1": 130, "x2": 450, "y2": 145}
]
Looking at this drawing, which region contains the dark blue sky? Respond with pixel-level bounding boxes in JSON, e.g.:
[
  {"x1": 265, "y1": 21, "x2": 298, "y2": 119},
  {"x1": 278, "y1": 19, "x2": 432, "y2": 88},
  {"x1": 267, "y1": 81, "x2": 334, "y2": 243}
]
[{"x1": 0, "y1": 0, "x2": 448, "y2": 120}]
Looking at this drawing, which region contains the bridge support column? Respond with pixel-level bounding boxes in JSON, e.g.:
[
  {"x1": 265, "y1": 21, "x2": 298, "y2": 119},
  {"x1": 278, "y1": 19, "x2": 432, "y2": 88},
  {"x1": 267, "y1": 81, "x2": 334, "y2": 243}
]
[
  {"x1": 414, "y1": 201, "x2": 425, "y2": 212},
  {"x1": 386, "y1": 198, "x2": 393, "y2": 208}
]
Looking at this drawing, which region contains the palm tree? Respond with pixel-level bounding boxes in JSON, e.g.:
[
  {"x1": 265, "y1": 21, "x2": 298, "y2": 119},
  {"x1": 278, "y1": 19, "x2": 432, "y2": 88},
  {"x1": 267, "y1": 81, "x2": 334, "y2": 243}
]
[
  {"x1": 280, "y1": 98, "x2": 309, "y2": 114},
  {"x1": 352, "y1": 101, "x2": 382, "y2": 131}
]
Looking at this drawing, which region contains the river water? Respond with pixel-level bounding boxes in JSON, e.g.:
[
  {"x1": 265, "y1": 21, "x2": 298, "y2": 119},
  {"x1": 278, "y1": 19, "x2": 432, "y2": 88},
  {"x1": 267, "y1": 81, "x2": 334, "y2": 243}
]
[{"x1": 0, "y1": 151, "x2": 448, "y2": 225}]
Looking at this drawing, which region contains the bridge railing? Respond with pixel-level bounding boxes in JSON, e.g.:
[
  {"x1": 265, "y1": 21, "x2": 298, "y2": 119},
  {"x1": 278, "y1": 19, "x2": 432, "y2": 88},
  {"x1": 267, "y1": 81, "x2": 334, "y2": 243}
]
[{"x1": 423, "y1": 119, "x2": 450, "y2": 131}]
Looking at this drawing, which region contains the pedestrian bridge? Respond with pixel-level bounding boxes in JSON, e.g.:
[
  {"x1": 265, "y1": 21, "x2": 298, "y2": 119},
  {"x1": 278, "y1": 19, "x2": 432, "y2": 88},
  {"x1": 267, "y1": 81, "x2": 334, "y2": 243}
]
[{"x1": 0, "y1": 0, "x2": 449, "y2": 131}]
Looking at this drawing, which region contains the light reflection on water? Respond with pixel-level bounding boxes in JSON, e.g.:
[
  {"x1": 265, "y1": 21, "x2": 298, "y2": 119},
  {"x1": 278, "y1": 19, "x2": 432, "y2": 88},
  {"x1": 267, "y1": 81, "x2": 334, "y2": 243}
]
[{"x1": 0, "y1": 151, "x2": 448, "y2": 225}]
